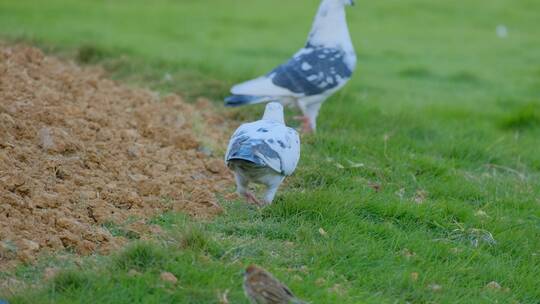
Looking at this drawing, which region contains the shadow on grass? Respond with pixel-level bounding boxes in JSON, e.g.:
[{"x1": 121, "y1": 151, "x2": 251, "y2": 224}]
[
  {"x1": 500, "y1": 103, "x2": 540, "y2": 130},
  {"x1": 76, "y1": 45, "x2": 109, "y2": 64},
  {"x1": 50, "y1": 270, "x2": 91, "y2": 293},
  {"x1": 113, "y1": 242, "x2": 167, "y2": 271}
]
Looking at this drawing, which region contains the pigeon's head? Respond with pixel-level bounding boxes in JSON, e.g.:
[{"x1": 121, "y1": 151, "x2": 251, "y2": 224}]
[
  {"x1": 327, "y1": 0, "x2": 354, "y2": 7},
  {"x1": 262, "y1": 102, "x2": 285, "y2": 124}
]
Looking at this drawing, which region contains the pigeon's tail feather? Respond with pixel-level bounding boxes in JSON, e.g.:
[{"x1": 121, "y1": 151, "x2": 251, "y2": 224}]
[
  {"x1": 227, "y1": 143, "x2": 265, "y2": 167},
  {"x1": 224, "y1": 95, "x2": 274, "y2": 107}
]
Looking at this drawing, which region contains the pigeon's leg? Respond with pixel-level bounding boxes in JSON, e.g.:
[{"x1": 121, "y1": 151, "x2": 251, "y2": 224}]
[
  {"x1": 296, "y1": 98, "x2": 323, "y2": 133},
  {"x1": 293, "y1": 115, "x2": 313, "y2": 133},
  {"x1": 302, "y1": 101, "x2": 322, "y2": 132},
  {"x1": 234, "y1": 172, "x2": 249, "y2": 199},
  {"x1": 234, "y1": 172, "x2": 262, "y2": 206},
  {"x1": 245, "y1": 192, "x2": 263, "y2": 206},
  {"x1": 262, "y1": 176, "x2": 285, "y2": 205}
]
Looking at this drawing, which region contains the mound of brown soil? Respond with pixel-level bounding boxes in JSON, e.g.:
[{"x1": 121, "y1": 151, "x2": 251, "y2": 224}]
[{"x1": 0, "y1": 46, "x2": 233, "y2": 267}]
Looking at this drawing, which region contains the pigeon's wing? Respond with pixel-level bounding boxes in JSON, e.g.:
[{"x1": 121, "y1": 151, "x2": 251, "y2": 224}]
[
  {"x1": 225, "y1": 121, "x2": 300, "y2": 175},
  {"x1": 267, "y1": 46, "x2": 354, "y2": 96},
  {"x1": 225, "y1": 122, "x2": 252, "y2": 161},
  {"x1": 231, "y1": 76, "x2": 294, "y2": 96},
  {"x1": 251, "y1": 123, "x2": 300, "y2": 176},
  {"x1": 231, "y1": 46, "x2": 353, "y2": 98},
  {"x1": 278, "y1": 127, "x2": 300, "y2": 176},
  {"x1": 225, "y1": 121, "x2": 282, "y2": 173}
]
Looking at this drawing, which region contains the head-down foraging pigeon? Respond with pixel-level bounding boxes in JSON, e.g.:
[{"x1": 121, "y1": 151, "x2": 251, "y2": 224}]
[
  {"x1": 225, "y1": 0, "x2": 356, "y2": 132},
  {"x1": 225, "y1": 102, "x2": 300, "y2": 206}
]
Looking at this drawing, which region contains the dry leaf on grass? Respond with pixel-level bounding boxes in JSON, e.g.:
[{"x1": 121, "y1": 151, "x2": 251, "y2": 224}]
[
  {"x1": 428, "y1": 283, "x2": 443, "y2": 292},
  {"x1": 160, "y1": 272, "x2": 178, "y2": 284},
  {"x1": 485, "y1": 281, "x2": 501, "y2": 290},
  {"x1": 217, "y1": 289, "x2": 230, "y2": 304}
]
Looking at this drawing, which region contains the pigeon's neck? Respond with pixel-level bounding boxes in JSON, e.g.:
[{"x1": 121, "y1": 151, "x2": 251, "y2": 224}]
[
  {"x1": 262, "y1": 111, "x2": 285, "y2": 124},
  {"x1": 306, "y1": 0, "x2": 353, "y2": 53}
]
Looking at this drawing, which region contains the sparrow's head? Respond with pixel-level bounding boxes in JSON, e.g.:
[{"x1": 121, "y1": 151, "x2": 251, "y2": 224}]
[{"x1": 245, "y1": 264, "x2": 259, "y2": 276}]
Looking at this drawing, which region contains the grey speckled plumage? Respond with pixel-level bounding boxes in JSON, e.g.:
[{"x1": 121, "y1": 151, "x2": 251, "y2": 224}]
[
  {"x1": 269, "y1": 46, "x2": 353, "y2": 96},
  {"x1": 225, "y1": 0, "x2": 356, "y2": 132},
  {"x1": 225, "y1": 102, "x2": 300, "y2": 205}
]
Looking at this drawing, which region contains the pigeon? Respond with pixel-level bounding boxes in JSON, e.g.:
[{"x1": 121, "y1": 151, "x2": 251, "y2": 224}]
[
  {"x1": 225, "y1": 102, "x2": 300, "y2": 206},
  {"x1": 243, "y1": 264, "x2": 307, "y2": 304},
  {"x1": 225, "y1": 0, "x2": 356, "y2": 132}
]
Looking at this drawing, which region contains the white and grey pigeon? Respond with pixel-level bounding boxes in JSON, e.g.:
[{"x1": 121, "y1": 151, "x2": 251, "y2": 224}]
[
  {"x1": 225, "y1": 102, "x2": 300, "y2": 206},
  {"x1": 225, "y1": 0, "x2": 356, "y2": 132}
]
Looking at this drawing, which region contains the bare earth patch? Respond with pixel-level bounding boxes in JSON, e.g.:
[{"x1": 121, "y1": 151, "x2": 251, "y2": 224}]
[{"x1": 0, "y1": 45, "x2": 233, "y2": 268}]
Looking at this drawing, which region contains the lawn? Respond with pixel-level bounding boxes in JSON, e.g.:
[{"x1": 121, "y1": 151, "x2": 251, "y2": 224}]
[{"x1": 1, "y1": 0, "x2": 540, "y2": 303}]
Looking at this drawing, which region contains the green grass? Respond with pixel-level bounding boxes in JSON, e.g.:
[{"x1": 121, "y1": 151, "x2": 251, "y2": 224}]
[{"x1": 1, "y1": 0, "x2": 540, "y2": 303}]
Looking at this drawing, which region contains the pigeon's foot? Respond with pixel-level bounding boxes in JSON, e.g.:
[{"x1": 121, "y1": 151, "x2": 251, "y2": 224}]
[
  {"x1": 293, "y1": 116, "x2": 313, "y2": 133},
  {"x1": 245, "y1": 192, "x2": 263, "y2": 207}
]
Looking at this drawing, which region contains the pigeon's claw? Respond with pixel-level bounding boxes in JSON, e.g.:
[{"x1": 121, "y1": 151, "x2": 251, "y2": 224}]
[{"x1": 244, "y1": 192, "x2": 263, "y2": 207}]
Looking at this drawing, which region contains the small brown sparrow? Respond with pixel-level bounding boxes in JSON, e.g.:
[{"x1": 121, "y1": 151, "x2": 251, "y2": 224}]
[{"x1": 243, "y1": 264, "x2": 307, "y2": 304}]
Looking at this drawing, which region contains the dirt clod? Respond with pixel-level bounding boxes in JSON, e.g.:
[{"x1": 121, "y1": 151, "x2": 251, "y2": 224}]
[{"x1": 0, "y1": 45, "x2": 233, "y2": 268}]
